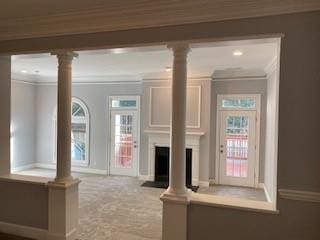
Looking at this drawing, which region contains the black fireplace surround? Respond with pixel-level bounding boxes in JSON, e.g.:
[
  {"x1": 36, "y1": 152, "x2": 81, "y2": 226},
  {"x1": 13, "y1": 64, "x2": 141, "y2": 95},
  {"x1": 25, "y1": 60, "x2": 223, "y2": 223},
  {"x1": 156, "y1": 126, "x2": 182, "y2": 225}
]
[{"x1": 154, "y1": 146, "x2": 192, "y2": 187}]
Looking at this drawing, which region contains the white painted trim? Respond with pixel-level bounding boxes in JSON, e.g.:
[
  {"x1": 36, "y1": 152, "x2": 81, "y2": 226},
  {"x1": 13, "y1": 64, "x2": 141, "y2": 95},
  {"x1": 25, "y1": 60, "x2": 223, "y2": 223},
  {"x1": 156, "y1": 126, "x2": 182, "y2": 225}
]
[
  {"x1": 215, "y1": 94, "x2": 261, "y2": 188},
  {"x1": 11, "y1": 163, "x2": 36, "y2": 173},
  {"x1": 198, "y1": 181, "x2": 210, "y2": 187},
  {"x1": 138, "y1": 175, "x2": 154, "y2": 181},
  {"x1": 146, "y1": 131, "x2": 201, "y2": 186},
  {"x1": 35, "y1": 163, "x2": 108, "y2": 175},
  {"x1": 108, "y1": 96, "x2": 141, "y2": 177},
  {"x1": 190, "y1": 192, "x2": 278, "y2": 214},
  {"x1": 209, "y1": 178, "x2": 216, "y2": 185},
  {"x1": 143, "y1": 76, "x2": 211, "y2": 82},
  {"x1": 212, "y1": 77, "x2": 267, "y2": 82},
  {"x1": 12, "y1": 78, "x2": 143, "y2": 86},
  {"x1": 279, "y1": 189, "x2": 320, "y2": 203},
  {"x1": 0, "y1": 221, "x2": 47, "y2": 240},
  {"x1": 144, "y1": 129, "x2": 205, "y2": 136},
  {"x1": 149, "y1": 85, "x2": 201, "y2": 128}
]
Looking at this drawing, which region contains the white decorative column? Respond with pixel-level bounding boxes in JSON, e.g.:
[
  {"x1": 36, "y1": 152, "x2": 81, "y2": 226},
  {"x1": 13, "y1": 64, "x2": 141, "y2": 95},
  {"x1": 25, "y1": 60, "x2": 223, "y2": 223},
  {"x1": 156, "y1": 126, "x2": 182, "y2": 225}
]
[
  {"x1": 161, "y1": 43, "x2": 191, "y2": 240},
  {"x1": 55, "y1": 52, "x2": 78, "y2": 182},
  {"x1": 48, "y1": 51, "x2": 80, "y2": 240},
  {"x1": 0, "y1": 56, "x2": 11, "y2": 176}
]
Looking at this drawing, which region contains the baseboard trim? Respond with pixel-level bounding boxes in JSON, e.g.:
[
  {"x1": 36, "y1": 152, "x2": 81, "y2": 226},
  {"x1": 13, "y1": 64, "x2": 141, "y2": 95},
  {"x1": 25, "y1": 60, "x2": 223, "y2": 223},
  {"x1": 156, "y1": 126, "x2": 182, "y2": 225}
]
[
  {"x1": 138, "y1": 175, "x2": 154, "y2": 181},
  {"x1": 198, "y1": 181, "x2": 210, "y2": 187},
  {"x1": 11, "y1": 163, "x2": 36, "y2": 173},
  {"x1": 0, "y1": 221, "x2": 47, "y2": 240},
  {"x1": 209, "y1": 179, "x2": 216, "y2": 185},
  {"x1": 279, "y1": 189, "x2": 320, "y2": 203},
  {"x1": 35, "y1": 163, "x2": 108, "y2": 175},
  {"x1": 47, "y1": 228, "x2": 77, "y2": 240}
]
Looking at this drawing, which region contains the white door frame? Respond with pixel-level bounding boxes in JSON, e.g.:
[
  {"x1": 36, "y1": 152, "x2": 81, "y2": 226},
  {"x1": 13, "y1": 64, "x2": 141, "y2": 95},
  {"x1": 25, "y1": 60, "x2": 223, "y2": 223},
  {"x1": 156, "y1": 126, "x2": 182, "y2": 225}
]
[
  {"x1": 107, "y1": 96, "x2": 140, "y2": 176},
  {"x1": 215, "y1": 94, "x2": 261, "y2": 188}
]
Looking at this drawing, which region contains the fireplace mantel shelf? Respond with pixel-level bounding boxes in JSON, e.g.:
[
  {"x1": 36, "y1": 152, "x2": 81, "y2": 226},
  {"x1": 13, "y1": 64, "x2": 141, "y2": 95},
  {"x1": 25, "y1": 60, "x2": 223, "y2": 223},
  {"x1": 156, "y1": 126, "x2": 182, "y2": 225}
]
[{"x1": 144, "y1": 129, "x2": 205, "y2": 136}]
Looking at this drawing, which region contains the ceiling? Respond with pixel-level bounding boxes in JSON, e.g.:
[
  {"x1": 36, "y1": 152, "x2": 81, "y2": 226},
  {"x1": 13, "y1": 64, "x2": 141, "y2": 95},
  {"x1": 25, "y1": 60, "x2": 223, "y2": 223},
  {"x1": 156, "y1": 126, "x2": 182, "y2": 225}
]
[{"x1": 12, "y1": 39, "x2": 278, "y2": 83}]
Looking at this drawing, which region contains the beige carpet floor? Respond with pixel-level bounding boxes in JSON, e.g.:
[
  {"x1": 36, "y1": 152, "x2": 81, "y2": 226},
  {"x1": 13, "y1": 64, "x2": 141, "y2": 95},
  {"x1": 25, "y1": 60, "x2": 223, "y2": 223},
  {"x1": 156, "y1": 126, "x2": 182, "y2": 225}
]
[{"x1": 19, "y1": 169, "x2": 163, "y2": 240}]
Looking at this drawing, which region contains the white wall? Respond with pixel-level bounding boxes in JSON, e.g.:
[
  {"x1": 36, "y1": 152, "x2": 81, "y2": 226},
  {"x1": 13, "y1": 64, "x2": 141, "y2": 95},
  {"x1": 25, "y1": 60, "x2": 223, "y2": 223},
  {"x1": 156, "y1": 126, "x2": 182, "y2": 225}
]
[{"x1": 11, "y1": 81, "x2": 37, "y2": 170}]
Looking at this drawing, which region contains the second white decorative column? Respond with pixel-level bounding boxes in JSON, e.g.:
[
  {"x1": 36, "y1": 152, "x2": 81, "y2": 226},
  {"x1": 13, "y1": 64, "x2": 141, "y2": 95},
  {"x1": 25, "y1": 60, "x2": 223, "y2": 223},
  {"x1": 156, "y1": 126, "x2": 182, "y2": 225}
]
[{"x1": 161, "y1": 43, "x2": 191, "y2": 240}]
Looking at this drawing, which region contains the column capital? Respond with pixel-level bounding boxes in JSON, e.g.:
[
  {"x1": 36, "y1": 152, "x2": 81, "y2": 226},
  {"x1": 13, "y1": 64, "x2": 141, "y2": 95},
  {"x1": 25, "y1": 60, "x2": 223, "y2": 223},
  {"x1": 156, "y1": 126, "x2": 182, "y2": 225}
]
[
  {"x1": 167, "y1": 43, "x2": 190, "y2": 56},
  {"x1": 51, "y1": 51, "x2": 78, "y2": 64}
]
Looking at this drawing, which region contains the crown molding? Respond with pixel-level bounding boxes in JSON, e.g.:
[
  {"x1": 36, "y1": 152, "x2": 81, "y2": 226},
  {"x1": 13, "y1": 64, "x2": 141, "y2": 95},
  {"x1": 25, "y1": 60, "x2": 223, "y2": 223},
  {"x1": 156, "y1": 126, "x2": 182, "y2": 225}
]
[
  {"x1": 0, "y1": 1, "x2": 319, "y2": 41},
  {"x1": 142, "y1": 76, "x2": 211, "y2": 82}
]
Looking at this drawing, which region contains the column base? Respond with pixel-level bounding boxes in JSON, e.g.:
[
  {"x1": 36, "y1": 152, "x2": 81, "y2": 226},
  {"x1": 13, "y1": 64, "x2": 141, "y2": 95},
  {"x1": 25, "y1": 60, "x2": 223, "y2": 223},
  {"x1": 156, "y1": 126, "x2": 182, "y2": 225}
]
[
  {"x1": 48, "y1": 179, "x2": 80, "y2": 240},
  {"x1": 160, "y1": 190, "x2": 192, "y2": 240}
]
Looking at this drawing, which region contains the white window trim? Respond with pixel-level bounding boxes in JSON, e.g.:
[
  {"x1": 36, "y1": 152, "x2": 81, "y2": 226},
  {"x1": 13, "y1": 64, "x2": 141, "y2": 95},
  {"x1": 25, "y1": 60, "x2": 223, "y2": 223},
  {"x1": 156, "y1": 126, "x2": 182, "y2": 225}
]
[
  {"x1": 215, "y1": 94, "x2": 261, "y2": 188},
  {"x1": 53, "y1": 97, "x2": 90, "y2": 167}
]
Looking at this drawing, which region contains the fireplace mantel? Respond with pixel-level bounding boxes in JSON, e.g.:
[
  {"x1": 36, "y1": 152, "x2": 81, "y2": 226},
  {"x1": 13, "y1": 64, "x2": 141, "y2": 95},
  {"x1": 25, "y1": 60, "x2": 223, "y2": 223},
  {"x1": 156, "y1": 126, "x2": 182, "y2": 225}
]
[
  {"x1": 145, "y1": 129, "x2": 204, "y2": 186},
  {"x1": 144, "y1": 129, "x2": 205, "y2": 137}
]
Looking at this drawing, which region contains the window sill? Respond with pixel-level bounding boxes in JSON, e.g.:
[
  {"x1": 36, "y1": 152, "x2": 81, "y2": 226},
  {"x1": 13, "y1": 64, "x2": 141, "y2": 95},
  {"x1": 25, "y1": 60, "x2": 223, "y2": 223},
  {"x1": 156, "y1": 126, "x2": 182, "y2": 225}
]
[{"x1": 190, "y1": 192, "x2": 279, "y2": 214}]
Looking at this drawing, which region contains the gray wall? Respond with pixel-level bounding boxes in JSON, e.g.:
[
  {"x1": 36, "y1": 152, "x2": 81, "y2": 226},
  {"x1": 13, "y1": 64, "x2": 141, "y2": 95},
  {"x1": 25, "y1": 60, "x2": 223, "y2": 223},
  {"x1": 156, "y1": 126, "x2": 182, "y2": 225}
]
[
  {"x1": 210, "y1": 79, "x2": 267, "y2": 182},
  {"x1": 36, "y1": 83, "x2": 142, "y2": 171},
  {"x1": 187, "y1": 11, "x2": 320, "y2": 240},
  {"x1": 0, "y1": 179, "x2": 48, "y2": 230},
  {"x1": 11, "y1": 81, "x2": 37, "y2": 169},
  {"x1": 0, "y1": 56, "x2": 11, "y2": 175},
  {"x1": 140, "y1": 80, "x2": 211, "y2": 181}
]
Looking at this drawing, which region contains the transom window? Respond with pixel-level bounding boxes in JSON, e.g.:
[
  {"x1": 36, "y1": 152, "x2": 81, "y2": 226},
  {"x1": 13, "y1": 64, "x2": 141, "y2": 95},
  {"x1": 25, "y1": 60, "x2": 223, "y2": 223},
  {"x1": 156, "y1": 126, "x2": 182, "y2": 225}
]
[
  {"x1": 222, "y1": 98, "x2": 256, "y2": 109},
  {"x1": 110, "y1": 96, "x2": 139, "y2": 110},
  {"x1": 219, "y1": 95, "x2": 259, "y2": 110},
  {"x1": 54, "y1": 97, "x2": 90, "y2": 166}
]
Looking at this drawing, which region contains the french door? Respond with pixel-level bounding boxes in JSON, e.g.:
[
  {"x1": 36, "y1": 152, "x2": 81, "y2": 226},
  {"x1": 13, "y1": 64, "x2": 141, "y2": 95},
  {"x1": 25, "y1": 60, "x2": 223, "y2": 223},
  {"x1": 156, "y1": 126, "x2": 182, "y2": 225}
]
[
  {"x1": 219, "y1": 110, "x2": 256, "y2": 187},
  {"x1": 110, "y1": 110, "x2": 139, "y2": 176}
]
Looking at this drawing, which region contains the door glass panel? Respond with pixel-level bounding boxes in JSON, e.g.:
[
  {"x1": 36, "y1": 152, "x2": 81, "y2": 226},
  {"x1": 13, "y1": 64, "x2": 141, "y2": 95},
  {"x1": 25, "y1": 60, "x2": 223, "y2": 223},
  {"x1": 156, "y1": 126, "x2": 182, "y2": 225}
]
[
  {"x1": 225, "y1": 116, "x2": 249, "y2": 178},
  {"x1": 114, "y1": 114, "x2": 133, "y2": 168}
]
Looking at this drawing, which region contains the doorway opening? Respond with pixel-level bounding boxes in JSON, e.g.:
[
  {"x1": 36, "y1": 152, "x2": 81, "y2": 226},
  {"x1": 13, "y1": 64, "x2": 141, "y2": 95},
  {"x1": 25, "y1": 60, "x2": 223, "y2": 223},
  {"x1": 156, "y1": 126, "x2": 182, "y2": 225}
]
[
  {"x1": 109, "y1": 96, "x2": 140, "y2": 177},
  {"x1": 216, "y1": 94, "x2": 260, "y2": 187}
]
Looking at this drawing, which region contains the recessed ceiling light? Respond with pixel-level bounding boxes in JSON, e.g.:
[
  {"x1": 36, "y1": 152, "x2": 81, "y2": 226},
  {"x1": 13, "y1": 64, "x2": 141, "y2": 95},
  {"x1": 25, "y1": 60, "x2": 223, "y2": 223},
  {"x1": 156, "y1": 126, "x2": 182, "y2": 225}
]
[
  {"x1": 21, "y1": 70, "x2": 28, "y2": 73},
  {"x1": 233, "y1": 50, "x2": 243, "y2": 56},
  {"x1": 165, "y1": 66, "x2": 172, "y2": 72}
]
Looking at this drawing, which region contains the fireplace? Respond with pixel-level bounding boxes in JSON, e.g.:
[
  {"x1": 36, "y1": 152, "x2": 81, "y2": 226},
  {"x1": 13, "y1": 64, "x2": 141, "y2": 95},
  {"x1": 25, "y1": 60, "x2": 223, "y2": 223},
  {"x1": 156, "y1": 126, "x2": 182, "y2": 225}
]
[
  {"x1": 145, "y1": 130, "x2": 204, "y2": 187},
  {"x1": 155, "y1": 146, "x2": 192, "y2": 187}
]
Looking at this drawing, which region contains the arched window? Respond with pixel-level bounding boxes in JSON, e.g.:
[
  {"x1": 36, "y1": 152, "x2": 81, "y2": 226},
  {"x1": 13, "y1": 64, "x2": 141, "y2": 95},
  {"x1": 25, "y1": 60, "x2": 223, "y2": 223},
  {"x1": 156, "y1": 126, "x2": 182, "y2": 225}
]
[{"x1": 53, "y1": 97, "x2": 90, "y2": 166}]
